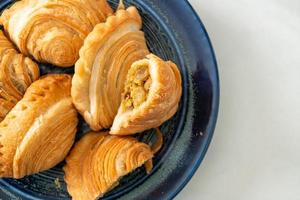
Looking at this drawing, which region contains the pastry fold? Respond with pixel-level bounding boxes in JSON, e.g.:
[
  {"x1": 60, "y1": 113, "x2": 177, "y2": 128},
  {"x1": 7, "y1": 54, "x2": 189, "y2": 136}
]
[
  {"x1": 0, "y1": 30, "x2": 39, "y2": 122},
  {"x1": 72, "y1": 6, "x2": 149, "y2": 131},
  {"x1": 64, "y1": 131, "x2": 153, "y2": 200},
  {"x1": 0, "y1": 0, "x2": 113, "y2": 67},
  {"x1": 110, "y1": 54, "x2": 182, "y2": 135},
  {"x1": 0, "y1": 74, "x2": 78, "y2": 178}
]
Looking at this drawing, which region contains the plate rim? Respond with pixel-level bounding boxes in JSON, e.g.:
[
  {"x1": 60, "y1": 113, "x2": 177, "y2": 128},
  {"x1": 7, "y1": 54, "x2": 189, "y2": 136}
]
[
  {"x1": 168, "y1": 0, "x2": 220, "y2": 199},
  {"x1": 0, "y1": 0, "x2": 220, "y2": 199}
]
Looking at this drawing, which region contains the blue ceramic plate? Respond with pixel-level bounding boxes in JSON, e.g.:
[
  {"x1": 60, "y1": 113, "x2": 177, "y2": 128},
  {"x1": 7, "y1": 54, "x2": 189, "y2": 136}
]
[{"x1": 0, "y1": 0, "x2": 219, "y2": 199}]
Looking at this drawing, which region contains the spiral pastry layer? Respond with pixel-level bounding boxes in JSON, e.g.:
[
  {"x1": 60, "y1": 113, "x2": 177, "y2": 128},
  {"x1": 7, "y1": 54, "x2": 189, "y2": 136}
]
[
  {"x1": 72, "y1": 6, "x2": 149, "y2": 130},
  {"x1": 64, "y1": 131, "x2": 153, "y2": 200},
  {"x1": 0, "y1": 30, "x2": 39, "y2": 122},
  {"x1": 0, "y1": 0, "x2": 113, "y2": 67}
]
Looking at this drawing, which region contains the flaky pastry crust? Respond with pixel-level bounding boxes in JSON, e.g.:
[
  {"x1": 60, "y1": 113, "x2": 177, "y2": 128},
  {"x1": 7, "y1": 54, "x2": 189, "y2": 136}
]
[
  {"x1": 0, "y1": 74, "x2": 78, "y2": 178},
  {"x1": 64, "y1": 131, "x2": 153, "y2": 200},
  {"x1": 0, "y1": 0, "x2": 113, "y2": 67},
  {"x1": 0, "y1": 30, "x2": 39, "y2": 122},
  {"x1": 72, "y1": 6, "x2": 149, "y2": 130}
]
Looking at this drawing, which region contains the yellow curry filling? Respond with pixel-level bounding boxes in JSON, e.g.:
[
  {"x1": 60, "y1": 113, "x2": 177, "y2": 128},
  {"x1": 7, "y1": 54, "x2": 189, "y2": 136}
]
[{"x1": 122, "y1": 64, "x2": 151, "y2": 111}]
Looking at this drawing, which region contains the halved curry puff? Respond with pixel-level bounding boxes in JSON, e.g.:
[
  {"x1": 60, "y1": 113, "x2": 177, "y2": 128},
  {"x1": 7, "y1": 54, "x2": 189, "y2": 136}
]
[{"x1": 110, "y1": 54, "x2": 182, "y2": 135}]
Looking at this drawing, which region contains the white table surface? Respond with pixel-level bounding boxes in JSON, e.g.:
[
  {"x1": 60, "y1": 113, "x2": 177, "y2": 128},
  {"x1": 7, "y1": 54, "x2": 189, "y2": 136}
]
[{"x1": 176, "y1": 0, "x2": 300, "y2": 199}]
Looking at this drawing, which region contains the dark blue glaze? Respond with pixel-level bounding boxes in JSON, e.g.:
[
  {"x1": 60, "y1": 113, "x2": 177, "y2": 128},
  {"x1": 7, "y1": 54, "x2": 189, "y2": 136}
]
[{"x1": 0, "y1": 0, "x2": 219, "y2": 199}]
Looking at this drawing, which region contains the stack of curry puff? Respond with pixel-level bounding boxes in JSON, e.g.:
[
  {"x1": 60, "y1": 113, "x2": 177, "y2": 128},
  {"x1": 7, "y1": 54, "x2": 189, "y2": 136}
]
[{"x1": 0, "y1": 0, "x2": 182, "y2": 199}]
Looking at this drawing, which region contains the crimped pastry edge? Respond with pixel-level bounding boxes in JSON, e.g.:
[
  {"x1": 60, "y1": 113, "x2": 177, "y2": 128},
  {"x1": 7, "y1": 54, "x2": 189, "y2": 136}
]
[{"x1": 72, "y1": 6, "x2": 143, "y2": 130}]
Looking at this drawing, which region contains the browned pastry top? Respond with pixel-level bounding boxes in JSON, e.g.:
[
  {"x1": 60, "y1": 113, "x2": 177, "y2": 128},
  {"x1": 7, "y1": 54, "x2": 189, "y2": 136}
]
[
  {"x1": 64, "y1": 131, "x2": 153, "y2": 200},
  {"x1": 72, "y1": 6, "x2": 149, "y2": 130},
  {"x1": 0, "y1": 30, "x2": 39, "y2": 122},
  {"x1": 0, "y1": 0, "x2": 113, "y2": 67},
  {"x1": 0, "y1": 74, "x2": 78, "y2": 178}
]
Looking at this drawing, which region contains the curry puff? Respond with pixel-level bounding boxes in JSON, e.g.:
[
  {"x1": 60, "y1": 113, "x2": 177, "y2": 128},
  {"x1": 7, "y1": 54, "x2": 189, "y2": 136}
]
[
  {"x1": 72, "y1": 6, "x2": 149, "y2": 131},
  {"x1": 0, "y1": 74, "x2": 78, "y2": 178},
  {"x1": 0, "y1": 30, "x2": 39, "y2": 122},
  {"x1": 64, "y1": 131, "x2": 153, "y2": 200},
  {"x1": 110, "y1": 54, "x2": 182, "y2": 135},
  {"x1": 0, "y1": 0, "x2": 113, "y2": 67}
]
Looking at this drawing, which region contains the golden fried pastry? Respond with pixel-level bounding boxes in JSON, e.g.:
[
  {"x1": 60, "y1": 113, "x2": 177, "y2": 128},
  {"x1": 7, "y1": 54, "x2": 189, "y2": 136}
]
[
  {"x1": 0, "y1": 30, "x2": 39, "y2": 122},
  {"x1": 0, "y1": 0, "x2": 113, "y2": 67},
  {"x1": 72, "y1": 6, "x2": 149, "y2": 130},
  {"x1": 0, "y1": 74, "x2": 78, "y2": 178},
  {"x1": 110, "y1": 54, "x2": 182, "y2": 135},
  {"x1": 64, "y1": 131, "x2": 153, "y2": 200}
]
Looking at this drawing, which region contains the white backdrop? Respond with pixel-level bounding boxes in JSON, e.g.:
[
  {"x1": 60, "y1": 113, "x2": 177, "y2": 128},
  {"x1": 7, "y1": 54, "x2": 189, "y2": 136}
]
[{"x1": 177, "y1": 0, "x2": 300, "y2": 199}]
